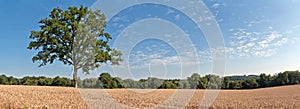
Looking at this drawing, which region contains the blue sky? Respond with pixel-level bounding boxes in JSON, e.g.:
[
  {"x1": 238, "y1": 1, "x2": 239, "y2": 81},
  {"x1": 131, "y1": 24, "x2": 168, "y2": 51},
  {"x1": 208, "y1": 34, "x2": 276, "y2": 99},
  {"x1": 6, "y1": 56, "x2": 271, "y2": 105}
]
[{"x1": 0, "y1": 0, "x2": 300, "y2": 79}]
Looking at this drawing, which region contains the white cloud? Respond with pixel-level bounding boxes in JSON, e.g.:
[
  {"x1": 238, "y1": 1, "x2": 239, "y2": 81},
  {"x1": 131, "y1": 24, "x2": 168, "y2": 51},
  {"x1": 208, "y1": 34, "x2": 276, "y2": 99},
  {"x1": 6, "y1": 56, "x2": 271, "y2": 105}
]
[
  {"x1": 246, "y1": 42, "x2": 255, "y2": 47},
  {"x1": 273, "y1": 37, "x2": 288, "y2": 47},
  {"x1": 112, "y1": 17, "x2": 121, "y2": 22},
  {"x1": 148, "y1": 53, "x2": 163, "y2": 59},
  {"x1": 268, "y1": 26, "x2": 273, "y2": 30},
  {"x1": 167, "y1": 8, "x2": 175, "y2": 14},
  {"x1": 145, "y1": 47, "x2": 152, "y2": 51},
  {"x1": 227, "y1": 28, "x2": 292, "y2": 58},
  {"x1": 161, "y1": 56, "x2": 180, "y2": 64},
  {"x1": 212, "y1": 3, "x2": 220, "y2": 9},
  {"x1": 129, "y1": 48, "x2": 212, "y2": 70},
  {"x1": 175, "y1": 14, "x2": 180, "y2": 20},
  {"x1": 244, "y1": 20, "x2": 264, "y2": 27}
]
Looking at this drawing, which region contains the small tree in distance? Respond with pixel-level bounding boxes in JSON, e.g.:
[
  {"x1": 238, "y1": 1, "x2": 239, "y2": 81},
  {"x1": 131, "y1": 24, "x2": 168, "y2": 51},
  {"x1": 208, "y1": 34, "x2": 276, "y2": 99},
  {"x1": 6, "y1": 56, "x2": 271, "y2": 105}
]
[{"x1": 27, "y1": 5, "x2": 122, "y2": 88}]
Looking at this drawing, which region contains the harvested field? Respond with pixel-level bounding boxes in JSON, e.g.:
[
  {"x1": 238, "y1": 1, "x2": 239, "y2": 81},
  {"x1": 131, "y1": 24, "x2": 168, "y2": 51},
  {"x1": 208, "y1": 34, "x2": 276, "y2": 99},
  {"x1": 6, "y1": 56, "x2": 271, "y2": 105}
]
[{"x1": 1, "y1": 85, "x2": 300, "y2": 109}]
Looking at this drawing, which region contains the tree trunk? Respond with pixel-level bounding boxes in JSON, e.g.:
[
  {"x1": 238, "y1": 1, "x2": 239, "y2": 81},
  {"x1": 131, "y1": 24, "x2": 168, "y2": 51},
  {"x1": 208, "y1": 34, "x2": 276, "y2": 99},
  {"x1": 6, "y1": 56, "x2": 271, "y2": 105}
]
[{"x1": 73, "y1": 65, "x2": 78, "y2": 88}]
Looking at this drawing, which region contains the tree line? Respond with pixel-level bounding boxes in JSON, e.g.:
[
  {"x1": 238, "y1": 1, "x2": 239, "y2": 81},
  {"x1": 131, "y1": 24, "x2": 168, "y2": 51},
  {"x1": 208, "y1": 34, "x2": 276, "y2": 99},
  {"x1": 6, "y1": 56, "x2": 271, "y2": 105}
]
[
  {"x1": 1, "y1": 70, "x2": 300, "y2": 89},
  {"x1": 78, "y1": 70, "x2": 300, "y2": 89},
  {"x1": 0, "y1": 75, "x2": 73, "y2": 87}
]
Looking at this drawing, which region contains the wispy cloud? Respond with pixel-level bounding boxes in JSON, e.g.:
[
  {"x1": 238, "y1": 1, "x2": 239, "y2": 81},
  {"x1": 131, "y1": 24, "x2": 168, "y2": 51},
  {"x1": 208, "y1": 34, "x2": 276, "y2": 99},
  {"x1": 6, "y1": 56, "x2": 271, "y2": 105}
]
[
  {"x1": 128, "y1": 47, "x2": 211, "y2": 70},
  {"x1": 212, "y1": 3, "x2": 220, "y2": 9},
  {"x1": 175, "y1": 14, "x2": 180, "y2": 20},
  {"x1": 226, "y1": 27, "x2": 296, "y2": 58},
  {"x1": 167, "y1": 8, "x2": 175, "y2": 14}
]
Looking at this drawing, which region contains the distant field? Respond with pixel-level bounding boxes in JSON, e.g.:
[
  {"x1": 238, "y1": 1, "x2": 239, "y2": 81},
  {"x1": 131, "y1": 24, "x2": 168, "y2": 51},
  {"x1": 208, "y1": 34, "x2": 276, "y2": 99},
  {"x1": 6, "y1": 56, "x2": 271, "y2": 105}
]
[{"x1": 1, "y1": 85, "x2": 300, "y2": 109}]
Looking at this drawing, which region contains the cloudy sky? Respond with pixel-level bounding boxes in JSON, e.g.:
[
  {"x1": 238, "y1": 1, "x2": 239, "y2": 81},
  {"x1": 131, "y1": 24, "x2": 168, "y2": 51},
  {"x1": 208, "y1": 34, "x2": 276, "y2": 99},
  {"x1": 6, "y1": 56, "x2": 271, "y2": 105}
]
[{"x1": 0, "y1": 0, "x2": 300, "y2": 79}]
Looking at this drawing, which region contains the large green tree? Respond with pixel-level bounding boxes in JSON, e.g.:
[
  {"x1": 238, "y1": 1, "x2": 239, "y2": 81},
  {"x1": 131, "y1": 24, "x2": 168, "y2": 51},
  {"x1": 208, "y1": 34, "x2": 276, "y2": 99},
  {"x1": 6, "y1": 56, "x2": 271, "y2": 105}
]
[{"x1": 27, "y1": 6, "x2": 122, "y2": 88}]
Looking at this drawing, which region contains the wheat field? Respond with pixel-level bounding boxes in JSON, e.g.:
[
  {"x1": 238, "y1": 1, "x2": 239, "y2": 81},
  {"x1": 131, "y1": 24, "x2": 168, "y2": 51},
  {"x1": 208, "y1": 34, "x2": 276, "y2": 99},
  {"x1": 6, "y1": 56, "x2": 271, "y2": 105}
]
[
  {"x1": 0, "y1": 85, "x2": 88, "y2": 109},
  {"x1": 1, "y1": 85, "x2": 300, "y2": 109}
]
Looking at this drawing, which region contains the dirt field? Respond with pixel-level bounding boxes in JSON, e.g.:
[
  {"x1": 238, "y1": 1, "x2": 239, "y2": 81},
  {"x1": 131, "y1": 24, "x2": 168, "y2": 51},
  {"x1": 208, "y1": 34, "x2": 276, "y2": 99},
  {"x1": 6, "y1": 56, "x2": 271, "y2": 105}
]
[{"x1": 1, "y1": 85, "x2": 300, "y2": 109}]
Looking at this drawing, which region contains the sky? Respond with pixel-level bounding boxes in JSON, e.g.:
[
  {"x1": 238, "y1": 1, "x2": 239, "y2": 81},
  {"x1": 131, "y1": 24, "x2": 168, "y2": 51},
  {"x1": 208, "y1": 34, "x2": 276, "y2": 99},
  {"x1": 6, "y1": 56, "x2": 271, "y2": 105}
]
[{"x1": 0, "y1": 0, "x2": 300, "y2": 79}]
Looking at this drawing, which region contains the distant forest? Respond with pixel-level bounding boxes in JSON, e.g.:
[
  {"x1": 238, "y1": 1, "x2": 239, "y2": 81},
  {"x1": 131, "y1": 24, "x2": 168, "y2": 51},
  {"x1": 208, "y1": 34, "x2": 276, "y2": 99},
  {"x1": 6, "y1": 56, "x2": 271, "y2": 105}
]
[{"x1": 0, "y1": 71, "x2": 300, "y2": 89}]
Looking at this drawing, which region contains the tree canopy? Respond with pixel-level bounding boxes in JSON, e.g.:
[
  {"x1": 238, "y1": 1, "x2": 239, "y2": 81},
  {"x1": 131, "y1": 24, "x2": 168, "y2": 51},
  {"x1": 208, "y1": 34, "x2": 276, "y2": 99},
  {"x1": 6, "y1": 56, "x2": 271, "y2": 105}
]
[{"x1": 27, "y1": 5, "x2": 122, "y2": 87}]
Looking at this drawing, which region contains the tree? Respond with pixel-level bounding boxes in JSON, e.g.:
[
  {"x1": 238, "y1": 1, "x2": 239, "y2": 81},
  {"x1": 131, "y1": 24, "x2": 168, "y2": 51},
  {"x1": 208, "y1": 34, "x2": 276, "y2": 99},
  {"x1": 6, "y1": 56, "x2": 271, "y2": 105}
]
[
  {"x1": 199, "y1": 77, "x2": 208, "y2": 89},
  {"x1": 27, "y1": 6, "x2": 122, "y2": 88},
  {"x1": 287, "y1": 71, "x2": 300, "y2": 85},
  {"x1": 178, "y1": 80, "x2": 191, "y2": 89},
  {"x1": 77, "y1": 78, "x2": 83, "y2": 88},
  {"x1": 52, "y1": 76, "x2": 72, "y2": 86},
  {"x1": 241, "y1": 78, "x2": 258, "y2": 89},
  {"x1": 258, "y1": 73, "x2": 272, "y2": 88},
  {"x1": 160, "y1": 80, "x2": 176, "y2": 89},
  {"x1": 111, "y1": 77, "x2": 124, "y2": 88},
  {"x1": 148, "y1": 77, "x2": 163, "y2": 89},
  {"x1": 138, "y1": 79, "x2": 149, "y2": 89},
  {"x1": 272, "y1": 72, "x2": 289, "y2": 86},
  {"x1": 99, "y1": 72, "x2": 113, "y2": 88},
  {"x1": 21, "y1": 76, "x2": 39, "y2": 85},
  {"x1": 123, "y1": 79, "x2": 134, "y2": 88},
  {"x1": 222, "y1": 77, "x2": 230, "y2": 89},
  {"x1": 7, "y1": 76, "x2": 19, "y2": 85},
  {"x1": 123, "y1": 79, "x2": 139, "y2": 88},
  {"x1": 228, "y1": 81, "x2": 240, "y2": 89},
  {"x1": 0, "y1": 75, "x2": 8, "y2": 85},
  {"x1": 82, "y1": 78, "x2": 98, "y2": 88},
  {"x1": 205, "y1": 74, "x2": 222, "y2": 89},
  {"x1": 188, "y1": 73, "x2": 201, "y2": 89},
  {"x1": 38, "y1": 76, "x2": 53, "y2": 86}
]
